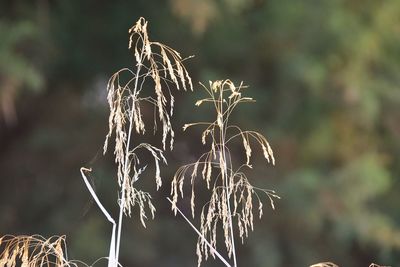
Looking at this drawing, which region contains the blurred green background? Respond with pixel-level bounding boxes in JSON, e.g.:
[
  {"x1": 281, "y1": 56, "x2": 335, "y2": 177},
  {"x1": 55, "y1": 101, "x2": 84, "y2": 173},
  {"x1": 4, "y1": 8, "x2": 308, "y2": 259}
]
[{"x1": 1, "y1": 0, "x2": 400, "y2": 266}]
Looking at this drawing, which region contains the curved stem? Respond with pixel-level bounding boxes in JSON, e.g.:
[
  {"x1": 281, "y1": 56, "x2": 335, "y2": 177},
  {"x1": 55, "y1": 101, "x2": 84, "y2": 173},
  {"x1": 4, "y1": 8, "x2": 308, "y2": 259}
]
[{"x1": 80, "y1": 168, "x2": 117, "y2": 267}]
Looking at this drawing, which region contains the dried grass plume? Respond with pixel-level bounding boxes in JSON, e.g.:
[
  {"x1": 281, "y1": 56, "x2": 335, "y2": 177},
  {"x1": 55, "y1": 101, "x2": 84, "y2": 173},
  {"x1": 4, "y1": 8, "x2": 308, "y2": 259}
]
[
  {"x1": 171, "y1": 80, "x2": 279, "y2": 266},
  {"x1": 103, "y1": 17, "x2": 193, "y2": 221},
  {"x1": 0, "y1": 235, "x2": 81, "y2": 267}
]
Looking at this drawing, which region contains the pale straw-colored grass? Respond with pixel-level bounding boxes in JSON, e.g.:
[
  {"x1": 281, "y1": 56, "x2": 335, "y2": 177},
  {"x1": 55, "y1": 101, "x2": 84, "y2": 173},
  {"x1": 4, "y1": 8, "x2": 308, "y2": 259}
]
[
  {"x1": 80, "y1": 17, "x2": 193, "y2": 267},
  {"x1": 0, "y1": 235, "x2": 84, "y2": 267},
  {"x1": 311, "y1": 263, "x2": 390, "y2": 267},
  {"x1": 310, "y1": 263, "x2": 339, "y2": 267},
  {"x1": 171, "y1": 80, "x2": 279, "y2": 267},
  {"x1": 103, "y1": 17, "x2": 193, "y2": 218}
]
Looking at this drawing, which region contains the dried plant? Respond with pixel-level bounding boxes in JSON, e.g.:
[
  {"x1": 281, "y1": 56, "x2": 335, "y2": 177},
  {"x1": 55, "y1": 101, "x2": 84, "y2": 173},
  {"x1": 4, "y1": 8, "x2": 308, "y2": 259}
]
[
  {"x1": 310, "y1": 263, "x2": 339, "y2": 267},
  {"x1": 310, "y1": 263, "x2": 390, "y2": 267},
  {"x1": 104, "y1": 16, "x2": 192, "y2": 217},
  {"x1": 170, "y1": 80, "x2": 279, "y2": 266},
  {"x1": 80, "y1": 17, "x2": 193, "y2": 267},
  {"x1": 0, "y1": 235, "x2": 82, "y2": 267}
]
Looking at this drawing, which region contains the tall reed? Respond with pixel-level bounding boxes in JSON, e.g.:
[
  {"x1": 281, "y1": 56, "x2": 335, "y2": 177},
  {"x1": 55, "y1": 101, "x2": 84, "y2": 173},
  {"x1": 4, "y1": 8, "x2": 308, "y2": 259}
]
[
  {"x1": 81, "y1": 17, "x2": 192, "y2": 267},
  {"x1": 171, "y1": 80, "x2": 279, "y2": 267}
]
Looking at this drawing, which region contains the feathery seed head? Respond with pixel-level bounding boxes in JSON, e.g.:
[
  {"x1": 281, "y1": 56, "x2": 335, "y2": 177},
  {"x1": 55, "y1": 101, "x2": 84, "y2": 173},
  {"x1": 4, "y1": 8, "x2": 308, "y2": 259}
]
[
  {"x1": 103, "y1": 17, "x2": 193, "y2": 223},
  {"x1": 171, "y1": 79, "x2": 278, "y2": 265}
]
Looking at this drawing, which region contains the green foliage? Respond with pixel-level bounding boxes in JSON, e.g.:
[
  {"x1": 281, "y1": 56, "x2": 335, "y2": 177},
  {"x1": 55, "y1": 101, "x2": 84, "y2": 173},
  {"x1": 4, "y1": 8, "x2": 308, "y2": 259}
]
[
  {"x1": 0, "y1": 20, "x2": 43, "y2": 90},
  {"x1": 0, "y1": 19, "x2": 44, "y2": 124}
]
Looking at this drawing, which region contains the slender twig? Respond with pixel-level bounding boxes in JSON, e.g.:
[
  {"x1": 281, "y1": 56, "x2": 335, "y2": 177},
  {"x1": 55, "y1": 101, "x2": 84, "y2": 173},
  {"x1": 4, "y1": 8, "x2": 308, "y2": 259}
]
[
  {"x1": 166, "y1": 198, "x2": 231, "y2": 267},
  {"x1": 219, "y1": 88, "x2": 237, "y2": 267},
  {"x1": 115, "y1": 39, "x2": 145, "y2": 265}
]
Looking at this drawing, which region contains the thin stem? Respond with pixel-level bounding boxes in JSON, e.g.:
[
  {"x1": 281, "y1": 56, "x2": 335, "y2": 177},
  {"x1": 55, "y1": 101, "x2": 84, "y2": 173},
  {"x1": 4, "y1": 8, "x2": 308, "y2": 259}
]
[
  {"x1": 115, "y1": 45, "x2": 144, "y2": 265},
  {"x1": 218, "y1": 89, "x2": 237, "y2": 267},
  {"x1": 166, "y1": 198, "x2": 232, "y2": 267},
  {"x1": 80, "y1": 168, "x2": 117, "y2": 267}
]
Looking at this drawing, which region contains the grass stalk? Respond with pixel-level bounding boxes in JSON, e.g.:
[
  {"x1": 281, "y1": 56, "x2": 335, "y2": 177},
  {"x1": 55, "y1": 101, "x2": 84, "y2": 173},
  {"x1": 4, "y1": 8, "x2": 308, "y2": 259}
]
[
  {"x1": 80, "y1": 167, "x2": 117, "y2": 267},
  {"x1": 115, "y1": 39, "x2": 145, "y2": 265},
  {"x1": 171, "y1": 80, "x2": 278, "y2": 266},
  {"x1": 82, "y1": 17, "x2": 193, "y2": 267},
  {"x1": 219, "y1": 87, "x2": 237, "y2": 267},
  {"x1": 167, "y1": 197, "x2": 232, "y2": 267}
]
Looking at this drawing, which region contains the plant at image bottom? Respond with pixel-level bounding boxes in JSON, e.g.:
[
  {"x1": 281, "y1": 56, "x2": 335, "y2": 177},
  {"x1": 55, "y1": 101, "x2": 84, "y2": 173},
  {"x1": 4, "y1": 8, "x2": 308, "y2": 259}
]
[
  {"x1": 170, "y1": 80, "x2": 279, "y2": 267},
  {"x1": 0, "y1": 235, "x2": 82, "y2": 267}
]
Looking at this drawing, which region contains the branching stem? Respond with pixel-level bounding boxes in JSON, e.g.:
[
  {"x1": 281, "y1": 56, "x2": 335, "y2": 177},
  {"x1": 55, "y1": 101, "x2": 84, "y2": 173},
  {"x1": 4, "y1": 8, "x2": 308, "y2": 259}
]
[
  {"x1": 115, "y1": 45, "x2": 144, "y2": 265},
  {"x1": 219, "y1": 89, "x2": 237, "y2": 267}
]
